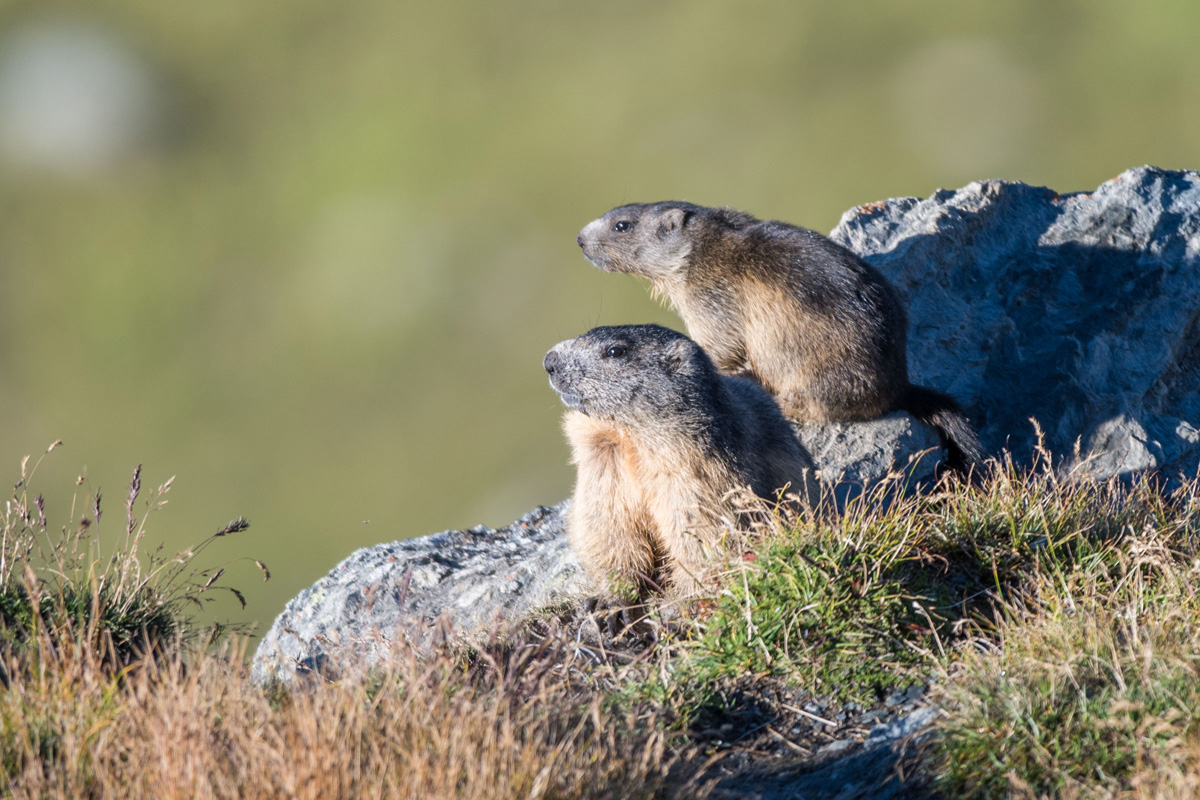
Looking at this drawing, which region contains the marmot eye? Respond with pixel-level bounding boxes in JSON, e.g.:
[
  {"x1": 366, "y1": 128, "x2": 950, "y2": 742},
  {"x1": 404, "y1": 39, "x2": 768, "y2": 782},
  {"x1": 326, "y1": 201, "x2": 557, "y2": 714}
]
[
  {"x1": 604, "y1": 345, "x2": 627, "y2": 358},
  {"x1": 613, "y1": 220, "x2": 632, "y2": 232}
]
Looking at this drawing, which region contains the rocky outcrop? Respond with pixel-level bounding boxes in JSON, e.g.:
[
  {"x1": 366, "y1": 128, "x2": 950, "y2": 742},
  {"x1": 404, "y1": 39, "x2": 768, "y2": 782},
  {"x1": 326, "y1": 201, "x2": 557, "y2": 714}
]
[
  {"x1": 250, "y1": 504, "x2": 581, "y2": 684},
  {"x1": 250, "y1": 416, "x2": 941, "y2": 684},
  {"x1": 831, "y1": 165, "x2": 1200, "y2": 478},
  {"x1": 253, "y1": 166, "x2": 1200, "y2": 685}
]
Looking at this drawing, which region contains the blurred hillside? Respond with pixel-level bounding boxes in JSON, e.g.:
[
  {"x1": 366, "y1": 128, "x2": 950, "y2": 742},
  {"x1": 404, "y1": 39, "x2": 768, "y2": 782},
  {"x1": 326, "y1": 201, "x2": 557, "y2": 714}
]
[{"x1": 1, "y1": 0, "x2": 1197, "y2": 631}]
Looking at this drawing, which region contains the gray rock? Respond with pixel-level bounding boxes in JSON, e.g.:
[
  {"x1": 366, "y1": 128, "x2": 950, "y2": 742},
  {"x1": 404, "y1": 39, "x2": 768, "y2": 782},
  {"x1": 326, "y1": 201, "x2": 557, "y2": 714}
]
[
  {"x1": 831, "y1": 165, "x2": 1200, "y2": 479},
  {"x1": 884, "y1": 684, "x2": 926, "y2": 708},
  {"x1": 865, "y1": 705, "x2": 940, "y2": 746},
  {"x1": 250, "y1": 504, "x2": 583, "y2": 684},
  {"x1": 717, "y1": 707, "x2": 942, "y2": 800},
  {"x1": 254, "y1": 166, "x2": 1200, "y2": 684},
  {"x1": 795, "y1": 412, "x2": 943, "y2": 506}
]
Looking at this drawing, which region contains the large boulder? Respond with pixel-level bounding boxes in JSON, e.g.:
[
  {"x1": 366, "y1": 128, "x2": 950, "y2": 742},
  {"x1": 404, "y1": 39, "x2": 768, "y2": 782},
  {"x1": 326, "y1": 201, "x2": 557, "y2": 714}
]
[
  {"x1": 250, "y1": 504, "x2": 581, "y2": 684},
  {"x1": 252, "y1": 166, "x2": 1200, "y2": 683},
  {"x1": 832, "y1": 166, "x2": 1200, "y2": 477}
]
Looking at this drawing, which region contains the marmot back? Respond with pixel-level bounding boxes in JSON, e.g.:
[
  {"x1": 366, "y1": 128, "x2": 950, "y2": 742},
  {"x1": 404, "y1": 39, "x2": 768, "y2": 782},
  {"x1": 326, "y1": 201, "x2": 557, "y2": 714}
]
[
  {"x1": 577, "y1": 202, "x2": 983, "y2": 472},
  {"x1": 544, "y1": 324, "x2": 816, "y2": 598}
]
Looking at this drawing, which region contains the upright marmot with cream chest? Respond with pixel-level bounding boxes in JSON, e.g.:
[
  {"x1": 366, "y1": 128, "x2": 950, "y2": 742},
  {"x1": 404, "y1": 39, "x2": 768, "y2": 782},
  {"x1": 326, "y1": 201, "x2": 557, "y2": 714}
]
[
  {"x1": 577, "y1": 202, "x2": 983, "y2": 472},
  {"x1": 544, "y1": 324, "x2": 817, "y2": 599}
]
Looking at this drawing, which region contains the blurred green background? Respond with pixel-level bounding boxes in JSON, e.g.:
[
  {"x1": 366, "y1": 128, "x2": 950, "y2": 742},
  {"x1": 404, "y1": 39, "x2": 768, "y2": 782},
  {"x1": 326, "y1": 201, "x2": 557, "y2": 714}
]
[{"x1": 1, "y1": 0, "x2": 1198, "y2": 632}]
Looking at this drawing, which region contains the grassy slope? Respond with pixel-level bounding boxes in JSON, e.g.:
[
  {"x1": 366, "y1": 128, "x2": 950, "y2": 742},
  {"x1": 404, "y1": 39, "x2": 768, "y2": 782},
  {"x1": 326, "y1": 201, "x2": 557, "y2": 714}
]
[{"x1": 3, "y1": 446, "x2": 1200, "y2": 798}]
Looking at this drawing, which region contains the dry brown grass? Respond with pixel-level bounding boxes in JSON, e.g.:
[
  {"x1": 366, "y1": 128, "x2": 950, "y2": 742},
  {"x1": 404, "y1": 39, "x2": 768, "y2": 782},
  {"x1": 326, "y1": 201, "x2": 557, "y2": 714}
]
[
  {"x1": 12, "y1": 443, "x2": 1200, "y2": 798},
  {"x1": 0, "y1": 446, "x2": 697, "y2": 799},
  {"x1": 2, "y1": 627, "x2": 696, "y2": 799}
]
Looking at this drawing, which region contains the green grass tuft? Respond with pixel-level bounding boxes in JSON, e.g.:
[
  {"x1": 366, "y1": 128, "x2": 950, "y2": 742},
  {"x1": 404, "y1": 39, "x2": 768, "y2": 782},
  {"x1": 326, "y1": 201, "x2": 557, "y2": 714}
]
[
  {"x1": 0, "y1": 445, "x2": 261, "y2": 671},
  {"x1": 932, "y1": 474, "x2": 1200, "y2": 798},
  {"x1": 679, "y1": 515, "x2": 939, "y2": 705}
]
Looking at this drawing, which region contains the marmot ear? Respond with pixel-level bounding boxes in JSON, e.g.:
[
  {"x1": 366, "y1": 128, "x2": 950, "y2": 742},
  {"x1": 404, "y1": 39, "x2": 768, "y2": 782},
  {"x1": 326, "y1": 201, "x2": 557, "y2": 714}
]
[
  {"x1": 665, "y1": 337, "x2": 694, "y2": 369},
  {"x1": 657, "y1": 208, "x2": 687, "y2": 237}
]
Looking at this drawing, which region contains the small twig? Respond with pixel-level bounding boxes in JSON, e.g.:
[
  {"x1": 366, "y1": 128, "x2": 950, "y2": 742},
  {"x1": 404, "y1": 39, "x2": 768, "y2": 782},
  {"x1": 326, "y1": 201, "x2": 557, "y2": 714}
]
[
  {"x1": 914, "y1": 600, "x2": 947, "y2": 660},
  {"x1": 781, "y1": 702, "x2": 838, "y2": 728},
  {"x1": 766, "y1": 726, "x2": 811, "y2": 755},
  {"x1": 728, "y1": 721, "x2": 771, "y2": 745}
]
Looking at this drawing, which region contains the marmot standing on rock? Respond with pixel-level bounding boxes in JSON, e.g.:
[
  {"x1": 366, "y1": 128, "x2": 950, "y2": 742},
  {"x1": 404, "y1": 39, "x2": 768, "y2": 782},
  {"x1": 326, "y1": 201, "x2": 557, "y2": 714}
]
[
  {"x1": 577, "y1": 201, "x2": 983, "y2": 472},
  {"x1": 544, "y1": 324, "x2": 817, "y2": 599}
]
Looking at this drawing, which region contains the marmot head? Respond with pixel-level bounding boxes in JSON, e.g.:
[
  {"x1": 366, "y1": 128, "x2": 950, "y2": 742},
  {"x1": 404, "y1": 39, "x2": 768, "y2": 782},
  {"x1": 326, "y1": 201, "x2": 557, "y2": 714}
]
[
  {"x1": 544, "y1": 324, "x2": 716, "y2": 425},
  {"x1": 576, "y1": 202, "x2": 701, "y2": 280}
]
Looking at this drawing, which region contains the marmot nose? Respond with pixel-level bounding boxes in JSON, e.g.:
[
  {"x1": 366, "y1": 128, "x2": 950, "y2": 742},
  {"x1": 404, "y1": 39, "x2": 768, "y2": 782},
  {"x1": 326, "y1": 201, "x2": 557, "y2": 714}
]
[
  {"x1": 543, "y1": 350, "x2": 560, "y2": 374},
  {"x1": 576, "y1": 234, "x2": 584, "y2": 248}
]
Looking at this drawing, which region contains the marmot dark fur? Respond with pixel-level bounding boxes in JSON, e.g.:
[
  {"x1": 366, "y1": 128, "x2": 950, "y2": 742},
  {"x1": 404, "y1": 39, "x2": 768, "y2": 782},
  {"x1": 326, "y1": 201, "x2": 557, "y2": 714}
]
[
  {"x1": 577, "y1": 201, "x2": 983, "y2": 472},
  {"x1": 544, "y1": 324, "x2": 817, "y2": 598}
]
